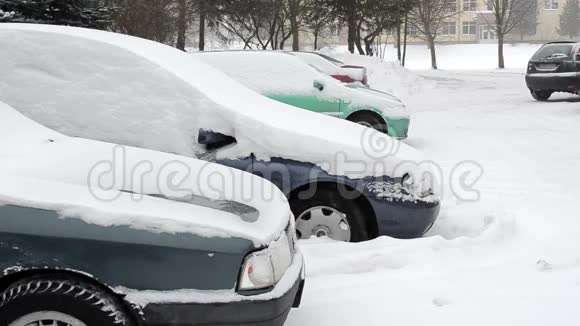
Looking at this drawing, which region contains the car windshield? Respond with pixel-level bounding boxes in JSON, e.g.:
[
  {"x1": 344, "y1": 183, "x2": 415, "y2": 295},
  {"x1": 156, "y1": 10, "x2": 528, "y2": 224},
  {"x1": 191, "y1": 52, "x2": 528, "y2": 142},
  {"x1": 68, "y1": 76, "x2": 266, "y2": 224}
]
[{"x1": 532, "y1": 44, "x2": 574, "y2": 60}]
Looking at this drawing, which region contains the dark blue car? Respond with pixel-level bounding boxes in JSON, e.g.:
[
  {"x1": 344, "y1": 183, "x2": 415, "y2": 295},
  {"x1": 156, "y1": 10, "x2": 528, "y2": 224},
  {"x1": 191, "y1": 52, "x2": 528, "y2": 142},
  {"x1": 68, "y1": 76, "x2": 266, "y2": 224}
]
[{"x1": 199, "y1": 130, "x2": 440, "y2": 242}]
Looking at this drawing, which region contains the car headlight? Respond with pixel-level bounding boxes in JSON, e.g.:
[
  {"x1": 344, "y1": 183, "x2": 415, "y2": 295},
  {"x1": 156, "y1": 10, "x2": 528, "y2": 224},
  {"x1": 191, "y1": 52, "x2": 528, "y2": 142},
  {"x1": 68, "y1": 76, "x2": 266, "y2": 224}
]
[{"x1": 238, "y1": 226, "x2": 295, "y2": 292}]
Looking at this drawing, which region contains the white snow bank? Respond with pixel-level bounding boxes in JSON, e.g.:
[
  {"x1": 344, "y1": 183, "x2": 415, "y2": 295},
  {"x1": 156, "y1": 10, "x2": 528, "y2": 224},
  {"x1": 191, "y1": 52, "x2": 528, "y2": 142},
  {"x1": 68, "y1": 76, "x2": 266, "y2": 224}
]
[
  {"x1": 319, "y1": 50, "x2": 437, "y2": 104},
  {"x1": 285, "y1": 60, "x2": 580, "y2": 326},
  {"x1": 0, "y1": 102, "x2": 290, "y2": 245},
  {"x1": 323, "y1": 43, "x2": 542, "y2": 70},
  {"x1": 0, "y1": 24, "x2": 432, "y2": 195}
]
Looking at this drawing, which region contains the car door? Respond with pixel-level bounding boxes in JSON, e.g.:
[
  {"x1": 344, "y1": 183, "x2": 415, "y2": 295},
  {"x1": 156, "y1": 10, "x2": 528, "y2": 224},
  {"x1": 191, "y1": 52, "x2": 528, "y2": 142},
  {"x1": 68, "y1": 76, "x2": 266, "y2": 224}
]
[{"x1": 269, "y1": 92, "x2": 341, "y2": 118}]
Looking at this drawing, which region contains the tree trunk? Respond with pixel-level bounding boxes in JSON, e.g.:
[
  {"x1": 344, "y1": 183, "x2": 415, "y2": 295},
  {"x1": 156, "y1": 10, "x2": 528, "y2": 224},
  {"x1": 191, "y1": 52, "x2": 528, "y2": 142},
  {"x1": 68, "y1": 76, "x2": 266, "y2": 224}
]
[
  {"x1": 402, "y1": 14, "x2": 408, "y2": 67},
  {"x1": 396, "y1": 23, "x2": 401, "y2": 61},
  {"x1": 427, "y1": 35, "x2": 437, "y2": 69},
  {"x1": 355, "y1": 24, "x2": 365, "y2": 55},
  {"x1": 314, "y1": 31, "x2": 319, "y2": 50},
  {"x1": 175, "y1": 0, "x2": 187, "y2": 51},
  {"x1": 198, "y1": 0, "x2": 206, "y2": 51},
  {"x1": 347, "y1": 13, "x2": 356, "y2": 53},
  {"x1": 289, "y1": 0, "x2": 300, "y2": 51},
  {"x1": 498, "y1": 33, "x2": 505, "y2": 69}
]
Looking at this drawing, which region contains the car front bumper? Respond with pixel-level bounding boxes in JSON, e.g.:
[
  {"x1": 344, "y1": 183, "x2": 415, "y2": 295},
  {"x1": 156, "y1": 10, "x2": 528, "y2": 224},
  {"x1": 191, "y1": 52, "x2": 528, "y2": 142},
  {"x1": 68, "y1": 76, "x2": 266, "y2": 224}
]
[
  {"x1": 526, "y1": 72, "x2": 580, "y2": 92},
  {"x1": 139, "y1": 252, "x2": 305, "y2": 326},
  {"x1": 384, "y1": 117, "x2": 410, "y2": 140},
  {"x1": 363, "y1": 181, "x2": 440, "y2": 238}
]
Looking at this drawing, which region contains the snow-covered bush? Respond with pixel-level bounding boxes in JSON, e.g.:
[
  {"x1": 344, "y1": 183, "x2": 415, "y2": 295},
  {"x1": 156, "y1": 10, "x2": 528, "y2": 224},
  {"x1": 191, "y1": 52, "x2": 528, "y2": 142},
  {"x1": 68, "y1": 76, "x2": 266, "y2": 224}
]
[{"x1": 0, "y1": 9, "x2": 16, "y2": 21}]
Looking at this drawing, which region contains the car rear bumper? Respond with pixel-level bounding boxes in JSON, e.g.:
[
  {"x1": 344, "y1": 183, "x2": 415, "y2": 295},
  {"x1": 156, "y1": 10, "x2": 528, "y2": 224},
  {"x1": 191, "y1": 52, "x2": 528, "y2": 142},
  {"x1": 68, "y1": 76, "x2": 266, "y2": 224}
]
[
  {"x1": 139, "y1": 252, "x2": 305, "y2": 326},
  {"x1": 526, "y1": 72, "x2": 580, "y2": 92}
]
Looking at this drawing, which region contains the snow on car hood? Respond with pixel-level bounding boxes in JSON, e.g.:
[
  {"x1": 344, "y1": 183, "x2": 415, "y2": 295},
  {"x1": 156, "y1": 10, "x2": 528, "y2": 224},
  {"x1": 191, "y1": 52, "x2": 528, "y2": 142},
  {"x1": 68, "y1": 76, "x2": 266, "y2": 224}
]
[
  {"x1": 0, "y1": 102, "x2": 290, "y2": 246},
  {"x1": 0, "y1": 24, "x2": 436, "y2": 193}
]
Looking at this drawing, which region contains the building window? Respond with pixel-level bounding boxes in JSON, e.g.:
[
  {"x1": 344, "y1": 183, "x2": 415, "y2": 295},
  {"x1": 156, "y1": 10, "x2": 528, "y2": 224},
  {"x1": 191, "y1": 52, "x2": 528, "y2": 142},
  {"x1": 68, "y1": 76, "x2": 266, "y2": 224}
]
[
  {"x1": 544, "y1": 0, "x2": 558, "y2": 9},
  {"x1": 463, "y1": 0, "x2": 477, "y2": 11},
  {"x1": 442, "y1": 22, "x2": 457, "y2": 35},
  {"x1": 486, "y1": 1, "x2": 493, "y2": 10},
  {"x1": 445, "y1": 0, "x2": 457, "y2": 12},
  {"x1": 408, "y1": 25, "x2": 418, "y2": 37},
  {"x1": 462, "y1": 21, "x2": 477, "y2": 34}
]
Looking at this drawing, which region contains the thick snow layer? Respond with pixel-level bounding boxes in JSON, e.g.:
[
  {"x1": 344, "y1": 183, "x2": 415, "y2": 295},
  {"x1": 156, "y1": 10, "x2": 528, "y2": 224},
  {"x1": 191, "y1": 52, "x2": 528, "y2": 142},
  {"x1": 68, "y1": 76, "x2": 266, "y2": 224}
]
[
  {"x1": 195, "y1": 51, "x2": 409, "y2": 119},
  {"x1": 286, "y1": 54, "x2": 580, "y2": 326},
  {"x1": 0, "y1": 102, "x2": 290, "y2": 246},
  {"x1": 116, "y1": 251, "x2": 303, "y2": 306},
  {"x1": 322, "y1": 43, "x2": 542, "y2": 70},
  {"x1": 290, "y1": 52, "x2": 366, "y2": 82},
  {"x1": 0, "y1": 25, "x2": 430, "y2": 195}
]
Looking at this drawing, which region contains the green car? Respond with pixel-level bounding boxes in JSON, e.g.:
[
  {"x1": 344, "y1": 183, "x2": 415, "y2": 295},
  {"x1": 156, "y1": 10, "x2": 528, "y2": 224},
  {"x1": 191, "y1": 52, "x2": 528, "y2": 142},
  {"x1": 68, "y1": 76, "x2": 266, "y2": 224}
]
[
  {"x1": 0, "y1": 100, "x2": 304, "y2": 326},
  {"x1": 195, "y1": 51, "x2": 411, "y2": 139}
]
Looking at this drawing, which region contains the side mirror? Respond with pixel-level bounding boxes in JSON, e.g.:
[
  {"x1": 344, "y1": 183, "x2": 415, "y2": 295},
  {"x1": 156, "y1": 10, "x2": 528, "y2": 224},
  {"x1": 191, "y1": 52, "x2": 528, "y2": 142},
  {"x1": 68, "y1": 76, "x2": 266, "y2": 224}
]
[
  {"x1": 198, "y1": 129, "x2": 236, "y2": 150},
  {"x1": 313, "y1": 80, "x2": 325, "y2": 91}
]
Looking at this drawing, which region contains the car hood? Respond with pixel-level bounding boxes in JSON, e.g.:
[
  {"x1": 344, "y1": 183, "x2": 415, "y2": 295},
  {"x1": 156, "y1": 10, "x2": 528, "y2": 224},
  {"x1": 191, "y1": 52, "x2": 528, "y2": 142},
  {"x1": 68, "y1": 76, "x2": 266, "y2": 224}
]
[
  {"x1": 0, "y1": 24, "x2": 438, "y2": 196},
  {"x1": 0, "y1": 102, "x2": 290, "y2": 247}
]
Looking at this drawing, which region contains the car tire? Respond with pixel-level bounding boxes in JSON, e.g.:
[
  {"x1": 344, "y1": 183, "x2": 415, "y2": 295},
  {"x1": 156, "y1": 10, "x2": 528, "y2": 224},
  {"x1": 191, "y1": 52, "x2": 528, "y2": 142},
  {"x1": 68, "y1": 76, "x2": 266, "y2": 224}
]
[
  {"x1": 0, "y1": 274, "x2": 134, "y2": 326},
  {"x1": 347, "y1": 111, "x2": 387, "y2": 133},
  {"x1": 531, "y1": 90, "x2": 552, "y2": 101},
  {"x1": 291, "y1": 187, "x2": 369, "y2": 242}
]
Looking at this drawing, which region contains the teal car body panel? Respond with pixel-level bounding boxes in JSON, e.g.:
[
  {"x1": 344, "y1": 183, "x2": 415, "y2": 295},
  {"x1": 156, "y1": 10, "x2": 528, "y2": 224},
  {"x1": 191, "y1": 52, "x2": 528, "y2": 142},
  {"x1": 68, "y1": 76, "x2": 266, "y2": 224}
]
[
  {"x1": 0, "y1": 205, "x2": 254, "y2": 291},
  {"x1": 268, "y1": 94, "x2": 341, "y2": 117},
  {"x1": 268, "y1": 92, "x2": 410, "y2": 139}
]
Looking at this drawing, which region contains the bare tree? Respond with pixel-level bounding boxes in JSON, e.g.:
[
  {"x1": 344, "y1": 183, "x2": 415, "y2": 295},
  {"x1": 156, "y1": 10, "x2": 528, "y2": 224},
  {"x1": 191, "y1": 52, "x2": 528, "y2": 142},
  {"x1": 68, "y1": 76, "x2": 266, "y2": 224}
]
[
  {"x1": 213, "y1": 0, "x2": 290, "y2": 50},
  {"x1": 111, "y1": 0, "x2": 178, "y2": 45},
  {"x1": 175, "y1": 0, "x2": 194, "y2": 51},
  {"x1": 303, "y1": 0, "x2": 336, "y2": 50},
  {"x1": 287, "y1": 0, "x2": 302, "y2": 50},
  {"x1": 560, "y1": 0, "x2": 580, "y2": 39},
  {"x1": 409, "y1": 0, "x2": 457, "y2": 69},
  {"x1": 482, "y1": 0, "x2": 537, "y2": 68}
]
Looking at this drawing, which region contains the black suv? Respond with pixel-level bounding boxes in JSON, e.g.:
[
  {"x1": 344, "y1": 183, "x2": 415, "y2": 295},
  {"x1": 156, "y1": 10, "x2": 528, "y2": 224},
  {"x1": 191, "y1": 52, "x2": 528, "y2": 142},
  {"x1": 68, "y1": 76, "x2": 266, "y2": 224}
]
[{"x1": 525, "y1": 41, "x2": 580, "y2": 101}]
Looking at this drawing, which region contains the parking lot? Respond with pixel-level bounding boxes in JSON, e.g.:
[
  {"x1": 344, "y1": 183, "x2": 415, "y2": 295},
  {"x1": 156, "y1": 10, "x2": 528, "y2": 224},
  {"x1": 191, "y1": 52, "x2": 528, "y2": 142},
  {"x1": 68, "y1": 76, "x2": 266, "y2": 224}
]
[{"x1": 289, "y1": 63, "x2": 580, "y2": 326}]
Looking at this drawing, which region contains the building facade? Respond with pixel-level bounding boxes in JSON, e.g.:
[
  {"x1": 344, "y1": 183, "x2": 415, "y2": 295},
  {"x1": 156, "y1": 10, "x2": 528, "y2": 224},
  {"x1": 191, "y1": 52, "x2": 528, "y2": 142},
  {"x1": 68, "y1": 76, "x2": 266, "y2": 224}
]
[{"x1": 406, "y1": 0, "x2": 569, "y2": 44}]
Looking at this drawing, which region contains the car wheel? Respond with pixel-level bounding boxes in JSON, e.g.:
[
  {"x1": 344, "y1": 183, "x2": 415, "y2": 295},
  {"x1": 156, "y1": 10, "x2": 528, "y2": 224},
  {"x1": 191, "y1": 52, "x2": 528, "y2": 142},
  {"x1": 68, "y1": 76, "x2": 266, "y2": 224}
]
[
  {"x1": 347, "y1": 111, "x2": 387, "y2": 133},
  {"x1": 531, "y1": 90, "x2": 552, "y2": 101},
  {"x1": 0, "y1": 275, "x2": 134, "y2": 326},
  {"x1": 291, "y1": 188, "x2": 369, "y2": 242}
]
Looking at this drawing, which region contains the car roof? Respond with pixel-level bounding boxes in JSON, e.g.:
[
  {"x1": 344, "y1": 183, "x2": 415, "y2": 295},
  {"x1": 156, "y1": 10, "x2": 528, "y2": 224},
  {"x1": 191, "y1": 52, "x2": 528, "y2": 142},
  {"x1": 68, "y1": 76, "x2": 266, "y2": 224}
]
[{"x1": 546, "y1": 41, "x2": 579, "y2": 44}]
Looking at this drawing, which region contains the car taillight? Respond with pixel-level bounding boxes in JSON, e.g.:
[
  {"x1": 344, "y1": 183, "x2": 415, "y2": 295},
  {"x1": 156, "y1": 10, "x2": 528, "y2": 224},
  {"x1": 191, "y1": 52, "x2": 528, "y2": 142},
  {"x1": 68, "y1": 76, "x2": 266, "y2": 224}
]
[{"x1": 332, "y1": 75, "x2": 356, "y2": 83}]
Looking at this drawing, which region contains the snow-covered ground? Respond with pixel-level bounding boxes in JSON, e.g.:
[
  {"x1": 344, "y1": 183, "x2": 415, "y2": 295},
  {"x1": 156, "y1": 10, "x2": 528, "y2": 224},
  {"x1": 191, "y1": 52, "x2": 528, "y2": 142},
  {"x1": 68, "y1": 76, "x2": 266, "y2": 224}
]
[
  {"x1": 288, "y1": 49, "x2": 580, "y2": 325},
  {"x1": 322, "y1": 43, "x2": 543, "y2": 70}
]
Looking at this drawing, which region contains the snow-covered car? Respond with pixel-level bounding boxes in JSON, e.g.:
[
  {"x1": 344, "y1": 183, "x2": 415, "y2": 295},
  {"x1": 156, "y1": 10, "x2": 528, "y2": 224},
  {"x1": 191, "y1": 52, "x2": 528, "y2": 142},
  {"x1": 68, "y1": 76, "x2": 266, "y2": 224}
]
[
  {"x1": 0, "y1": 24, "x2": 439, "y2": 242},
  {"x1": 196, "y1": 51, "x2": 410, "y2": 138},
  {"x1": 290, "y1": 51, "x2": 368, "y2": 86},
  {"x1": 0, "y1": 101, "x2": 304, "y2": 326},
  {"x1": 525, "y1": 41, "x2": 580, "y2": 101}
]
